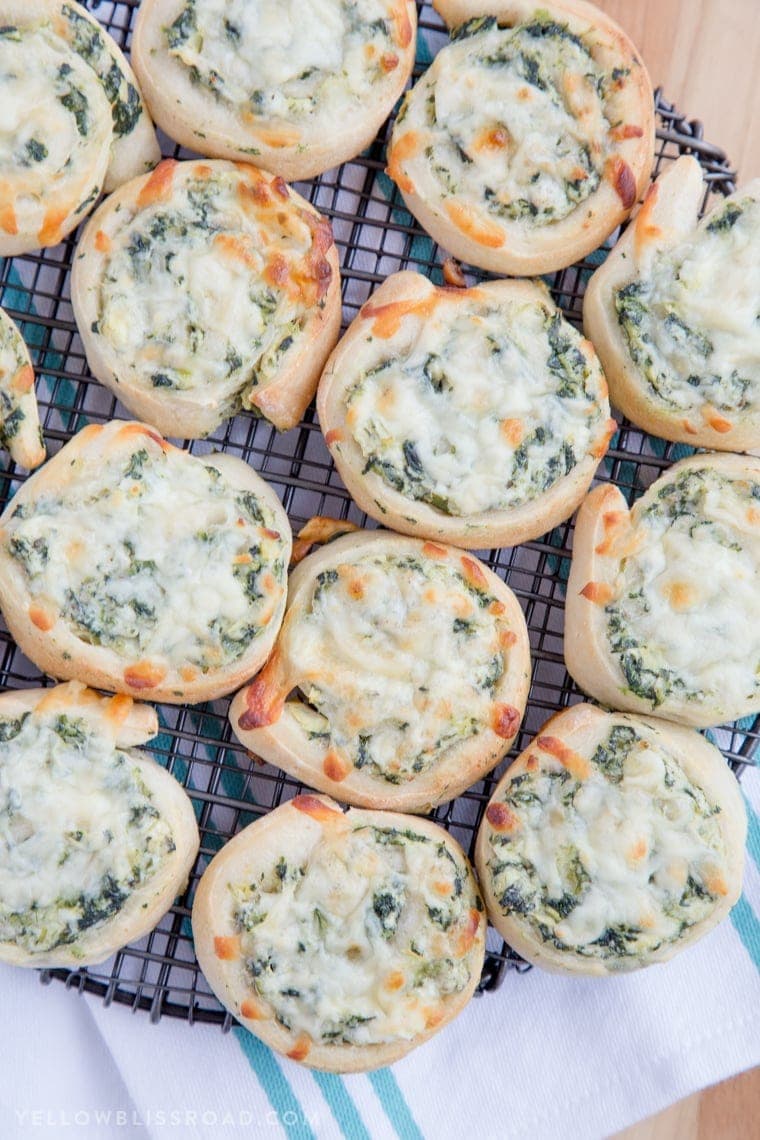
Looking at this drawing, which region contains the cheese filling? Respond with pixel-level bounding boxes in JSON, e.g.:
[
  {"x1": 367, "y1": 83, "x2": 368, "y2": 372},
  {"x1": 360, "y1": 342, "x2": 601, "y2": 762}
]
[
  {"x1": 287, "y1": 554, "x2": 506, "y2": 783},
  {"x1": 231, "y1": 822, "x2": 481, "y2": 1045},
  {"x1": 164, "y1": 0, "x2": 402, "y2": 130},
  {"x1": 0, "y1": 707, "x2": 174, "y2": 956},
  {"x1": 345, "y1": 298, "x2": 605, "y2": 515},
  {"x1": 0, "y1": 315, "x2": 37, "y2": 455},
  {"x1": 0, "y1": 24, "x2": 111, "y2": 233},
  {"x1": 93, "y1": 168, "x2": 325, "y2": 421},
  {"x1": 0, "y1": 4, "x2": 148, "y2": 226},
  {"x1": 485, "y1": 724, "x2": 727, "y2": 964},
  {"x1": 55, "y1": 3, "x2": 146, "y2": 141},
  {"x1": 3, "y1": 441, "x2": 287, "y2": 672},
  {"x1": 616, "y1": 195, "x2": 760, "y2": 415},
  {"x1": 399, "y1": 15, "x2": 611, "y2": 226},
  {"x1": 605, "y1": 466, "x2": 760, "y2": 710}
]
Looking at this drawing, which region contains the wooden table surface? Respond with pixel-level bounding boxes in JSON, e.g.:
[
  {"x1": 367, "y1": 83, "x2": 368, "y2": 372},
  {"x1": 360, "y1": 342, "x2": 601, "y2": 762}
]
[
  {"x1": 595, "y1": 2, "x2": 760, "y2": 1135},
  {"x1": 597, "y1": 0, "x2": 760, "y2": 180}
]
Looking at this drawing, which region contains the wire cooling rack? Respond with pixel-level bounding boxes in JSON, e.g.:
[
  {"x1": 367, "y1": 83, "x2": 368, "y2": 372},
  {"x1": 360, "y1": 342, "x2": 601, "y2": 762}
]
[{"x1": 0, "y1": 1, "x2": 755, "y2": 1027}]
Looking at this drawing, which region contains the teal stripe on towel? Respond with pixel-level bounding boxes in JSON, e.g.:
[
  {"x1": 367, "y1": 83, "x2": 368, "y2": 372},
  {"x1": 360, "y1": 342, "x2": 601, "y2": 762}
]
[
  {"x1": 730, "y1": 894, "x2": 760, "y2": 971},
  {"x1": 312, "y1": 1072, "x2": 372, "y2": 1140},
  {"x1": 369, "y1": 1070, "x2": 425, "y2": 1140},
  {"x1": 233, "y1": 1027, "x2": 318, "y2": 1140},
  {"x1": 743, "y1": 795, "x2": 760, "y2": 868}
]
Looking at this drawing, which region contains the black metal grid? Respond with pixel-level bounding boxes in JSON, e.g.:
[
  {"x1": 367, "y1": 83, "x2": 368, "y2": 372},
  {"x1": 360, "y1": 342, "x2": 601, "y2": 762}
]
[{"x1": 0, "y1": 1, "x2": 753, "y2": 1027}]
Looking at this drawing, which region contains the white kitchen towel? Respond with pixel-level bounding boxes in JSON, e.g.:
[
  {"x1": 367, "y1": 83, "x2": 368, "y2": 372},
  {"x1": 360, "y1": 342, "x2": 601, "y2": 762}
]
[{"x1": 1, "y1": 766, "x2": 758, "y2": 1140}]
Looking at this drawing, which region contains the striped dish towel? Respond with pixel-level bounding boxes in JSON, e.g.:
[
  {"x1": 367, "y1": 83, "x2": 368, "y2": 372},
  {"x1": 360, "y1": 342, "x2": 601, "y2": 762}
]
[{"x1": 1, "y1": 766, "x2": 758, "y2": 1140}]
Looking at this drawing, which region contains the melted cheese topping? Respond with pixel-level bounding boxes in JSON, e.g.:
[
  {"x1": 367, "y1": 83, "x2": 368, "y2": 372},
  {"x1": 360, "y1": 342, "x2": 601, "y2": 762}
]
[
  {"x1": 3, "y1": 439, "x2": 288, "y2": 673},
  {"x1": 616, "y1": 195, "x2": 760, "y2": 415},
  {"x1": 394, "y1": 15, "x2": 612, "y2": 228},
  {"x1": 91, "y1": 165, "x2": 330, "y2": 424},
  {"x1": 344, "y1": 295, "x2": 605, "y2": 515},
  {"x1": 0, "y1": 309, "x2": 43, "y2": 466},
  {"x1": 163, "y1": 0, "x2": 403, "y2": 132},
  {"x1": 606, "y1": 466, "x2": 760, "y2": 712},
  {"x1": 0, "y1": 24, "x2": 112, "y2": 242},
  {"x1": 0, "y1": 5, "x2": 154, "y2": 245},
  {"x1": 286, "y1": 553, "x2": 506, "y2": 783},
  {"x1": 231, "y1": 821, "x2": 481, "y2": 1045},
  {"x1": 0, "y1": 706, "x2": 174, "y2": 956},
  {"x1": 484, "y1": 722, "x2": 727, "y2": 965}
]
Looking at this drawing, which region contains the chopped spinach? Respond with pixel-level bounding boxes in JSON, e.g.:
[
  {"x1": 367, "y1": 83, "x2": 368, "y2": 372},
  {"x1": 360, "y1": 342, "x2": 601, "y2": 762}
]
[
  {"x1": 0, "y1": 714, "x2": 28, "y2": 743},
  {"x1": 402, "y1": 439, "x2": 425, "y2": 479},
  {"x1": 616, "y1": 280, "x2": 649, "y2": 332},
  {"x1": 680, "y1": 874, "x2": 713, "y2": 904},
  {"x1": 363, "y1": 825, "x2": 430, "y2": 847},
  {"x1": 355, "y1": 734, "x2": 372, "y2": 769},
  {"x1": 453, "y1": 618, "x2": 475, "y2": 635},
  {"x1": 63, "y1": 3, "x2": 101, "y2": 63},
  {"x1": 101, "y1": 61, "x2": 122, "y2": 103},
  {"x1": 544, "y1": 893, "x2": 578, "y2": 920},
  {"x1": 663, "y1": 312, "x2": 712, "y2": 359},
  {"x1": 125, "y1": 448, "x2": 149, "y2": 480},
  {"x1": 8, "y1": 535, "x2": 49, "y2": 575},
  {"x1": 321, "y1": 1014, "x2": 376, "y2": 1043},
  {"x1": 111, "y1": 83, "x2": 141, "y2": 136},
  {"x1": 546, "y1": 312, "x2": 589, "y2": 398},
  {"x1": 499, "y1": 882, "x2": 533, "y2": 915},
  {"x1": 522, "y1": 17, "x2": 586, "y2": 54},
  {"x1": 54, "y1": 715, "x2": 88, "y2": 748},
  {"x1": 478, "y1": 653, "x2": 504, "y2": 693},
  {"x1": 451, "y1": 16, "x2": 498, "y2": 41},
  {"x1": 706, "y1": 202, "x2": 743, "y2": 234},
  {"x1": 313, "y1": 568, "x2": 338, "y2": 602},
  {"x1": 591, "y1": 925, "x2": 641, "y2": 956},
  {"x1": 23, "y1": 139, "x2": 48, "y2": 164},
  {"x1": 421, "y1": 354, "x2": 451, "y2": 393},
  {"x1": 236, "y1": 491, "x2": 265, "y2": 524},
  {"x1": 590, "y1": 724, "x2": 638, "y2": 782},
  {"x1": 0, "y1": 406, "x2": 25, "y2": 442},
  {"x1": 606, "y1": 608, "x2": 687, "y2": 707},
  {"x1": 372, "y1": 888, "x2": 404, "y2": 938},
  {"x1": 427, "y1": 905, "x2": 454, "y2": 930},
  {"x1": 78, "y1": 875, "x2": 129, "y2": 931},
  {"x1": 58, "y1": 85, "x2": 89, "y2": 137},
  {"x1": 166, "y1": 3, "x2": 196, "y2": 50}
]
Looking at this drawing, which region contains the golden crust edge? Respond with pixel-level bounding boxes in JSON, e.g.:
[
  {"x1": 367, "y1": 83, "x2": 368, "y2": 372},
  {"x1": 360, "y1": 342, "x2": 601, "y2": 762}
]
[
  {"x1": 584, "y1": 157, "x2": 760, "y2": 451},
  {"x1": 565, "y1": 453, "x2": 760, "y2": 727},
  {"x1": 192, "y1": 796, "x2": 486, "y2": 1071},
  {"x1": 229, "y1": 530, "x2": 530, "y2": 811},
  {"x1": 475, "y1": 702, "x2": 747, "y2": 975},
  {"x1": 317, "y1": 272, "x2": 613, "y2": 547},
  {"x1": 0, "y1": 682, "x2": 198, "y2": 968},
  {"x1": 71, "y1": 160, "x2": 342, "y2": 438},
  {"x1": 131, "y1": 0, "x2": 417, "y2": 181},
  {"x1": 0, "y1": 421, "x2": 292, "y2": 704}
]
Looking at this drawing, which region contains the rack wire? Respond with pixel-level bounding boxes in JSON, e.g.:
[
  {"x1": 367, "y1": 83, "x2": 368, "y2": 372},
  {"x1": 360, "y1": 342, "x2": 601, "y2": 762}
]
[{"x1": 0, "y1": 1, "x2": 753, "y2": 1027}]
